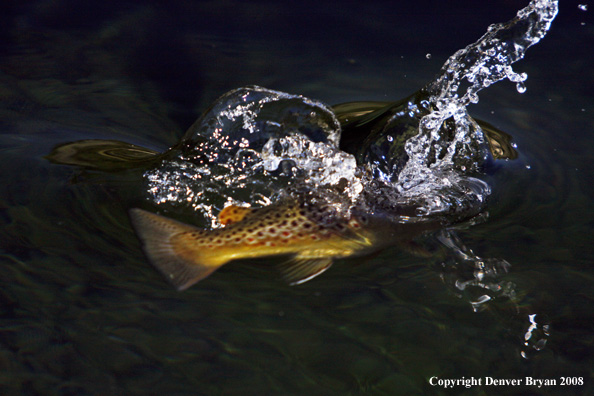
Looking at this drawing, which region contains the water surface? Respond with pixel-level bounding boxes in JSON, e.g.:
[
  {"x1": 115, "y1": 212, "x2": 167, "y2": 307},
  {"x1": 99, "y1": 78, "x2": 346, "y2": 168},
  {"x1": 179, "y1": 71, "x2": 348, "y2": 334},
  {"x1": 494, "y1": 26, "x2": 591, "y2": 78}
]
[{"x1": 1, "y1": 1, "x2": 593, "y2": 395}]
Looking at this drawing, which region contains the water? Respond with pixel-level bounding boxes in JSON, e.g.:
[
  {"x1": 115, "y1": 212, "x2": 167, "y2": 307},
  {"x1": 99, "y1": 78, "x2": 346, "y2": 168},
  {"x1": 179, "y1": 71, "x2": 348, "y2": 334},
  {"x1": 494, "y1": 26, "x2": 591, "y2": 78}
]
[{"x1": 1, "y1": 1, "x2": 593, "y2": 395}]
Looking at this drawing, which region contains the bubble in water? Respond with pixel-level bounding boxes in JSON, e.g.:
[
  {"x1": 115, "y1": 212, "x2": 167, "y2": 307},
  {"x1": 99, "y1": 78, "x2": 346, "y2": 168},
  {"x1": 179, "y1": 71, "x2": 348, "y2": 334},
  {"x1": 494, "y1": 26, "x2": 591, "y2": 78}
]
[
  {"x1": 425, "y1": 53, "x2": 432, "y2": 59},
  {"x1": 578, "y1": 4, "x2": 588, "y2": 11},
  {"x1": 261, "y1": 134, "x2": 362, "y2": 199},
  {"x1": 516, "y1": 81, "x2": 527, "y2": 93}
]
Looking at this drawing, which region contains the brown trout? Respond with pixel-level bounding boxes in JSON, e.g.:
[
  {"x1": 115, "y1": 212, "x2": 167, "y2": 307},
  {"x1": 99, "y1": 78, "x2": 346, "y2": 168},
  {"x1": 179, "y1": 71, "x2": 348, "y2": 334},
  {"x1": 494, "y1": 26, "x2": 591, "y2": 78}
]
[{"x1": 129, "y1": 199, "x2": 409, "y2": 290}]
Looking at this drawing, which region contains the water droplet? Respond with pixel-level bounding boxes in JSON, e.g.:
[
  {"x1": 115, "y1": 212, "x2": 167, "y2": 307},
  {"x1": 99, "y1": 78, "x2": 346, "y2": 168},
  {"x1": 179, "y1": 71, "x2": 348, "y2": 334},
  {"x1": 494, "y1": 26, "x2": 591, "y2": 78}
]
[
  {"x1": 425, "y1": 53, "x2": 432, "y2": 59},
  {"x1": 578, "y1": 4, "x2": 588, "y2": 11},
  {"x1": 525, "y1": 165, "x2": 531, "y2": 170},
  {"x1": 516, "y1": 81, "x2": 527, "y2": 93}
]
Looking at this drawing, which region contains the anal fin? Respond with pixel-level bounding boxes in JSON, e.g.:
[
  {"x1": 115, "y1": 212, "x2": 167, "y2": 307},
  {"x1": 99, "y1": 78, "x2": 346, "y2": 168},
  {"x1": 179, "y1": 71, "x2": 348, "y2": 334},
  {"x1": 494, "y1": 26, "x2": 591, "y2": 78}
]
[{"x1": 279, "y1": 257, "x2": 333, "y2": 286}]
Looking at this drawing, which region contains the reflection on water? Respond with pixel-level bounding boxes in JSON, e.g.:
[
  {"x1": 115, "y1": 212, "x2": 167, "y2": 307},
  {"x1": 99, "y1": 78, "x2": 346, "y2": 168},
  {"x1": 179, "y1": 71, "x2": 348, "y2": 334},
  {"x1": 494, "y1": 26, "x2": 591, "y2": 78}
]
[{"x1": 1, "y1": 0, "x2": 594, "y2": 395}]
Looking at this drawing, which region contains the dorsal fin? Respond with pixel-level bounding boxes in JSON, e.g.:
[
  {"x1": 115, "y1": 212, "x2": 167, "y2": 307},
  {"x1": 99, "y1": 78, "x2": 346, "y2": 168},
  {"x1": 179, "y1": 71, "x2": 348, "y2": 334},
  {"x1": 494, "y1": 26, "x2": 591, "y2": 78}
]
[{"x1": 218, "y1": 205, "x2": 254, "y2": 226}]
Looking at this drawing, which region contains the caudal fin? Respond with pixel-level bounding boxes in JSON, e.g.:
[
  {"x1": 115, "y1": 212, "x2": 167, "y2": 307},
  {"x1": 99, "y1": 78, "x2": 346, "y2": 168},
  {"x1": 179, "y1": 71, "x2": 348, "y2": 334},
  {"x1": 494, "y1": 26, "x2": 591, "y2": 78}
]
[{"x1": 129, "y1": 208, "x2": 222, "y2": 290}]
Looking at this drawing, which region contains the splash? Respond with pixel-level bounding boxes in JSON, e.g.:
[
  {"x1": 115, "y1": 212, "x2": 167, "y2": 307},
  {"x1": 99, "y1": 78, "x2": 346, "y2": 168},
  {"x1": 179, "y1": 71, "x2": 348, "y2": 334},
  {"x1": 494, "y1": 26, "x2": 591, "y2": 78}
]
[
  {"x1": 144, "y1": 0, "x2": 558, "y2": 230},
  {"x1": 393, "y1": 0, "x2": 558, "y2": 214},
  {"x1": 144, "y1": 86, "x2": 360, "y2": 226}
]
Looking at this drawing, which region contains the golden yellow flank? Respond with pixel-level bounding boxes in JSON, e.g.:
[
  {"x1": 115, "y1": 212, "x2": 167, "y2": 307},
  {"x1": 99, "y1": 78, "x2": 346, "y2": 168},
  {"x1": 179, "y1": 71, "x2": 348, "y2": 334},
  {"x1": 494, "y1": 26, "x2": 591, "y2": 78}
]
[{"x1": 130, "y1": 200, "x2": 391, "y2": 290}]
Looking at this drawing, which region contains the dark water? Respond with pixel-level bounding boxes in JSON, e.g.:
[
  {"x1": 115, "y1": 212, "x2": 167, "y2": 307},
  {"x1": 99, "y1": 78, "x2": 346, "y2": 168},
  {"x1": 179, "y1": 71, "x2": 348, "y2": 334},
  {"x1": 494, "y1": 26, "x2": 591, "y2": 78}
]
[{"x1": 1, "y1": 1, "x2": 593, "y2": 395}]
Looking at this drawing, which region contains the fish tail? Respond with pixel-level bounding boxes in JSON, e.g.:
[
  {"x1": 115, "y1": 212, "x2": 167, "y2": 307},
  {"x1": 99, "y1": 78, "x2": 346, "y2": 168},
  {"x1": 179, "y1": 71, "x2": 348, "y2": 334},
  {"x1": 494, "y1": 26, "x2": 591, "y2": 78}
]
[{"x1": 129, "y1": 208, "x2": 223, "y2": 290}]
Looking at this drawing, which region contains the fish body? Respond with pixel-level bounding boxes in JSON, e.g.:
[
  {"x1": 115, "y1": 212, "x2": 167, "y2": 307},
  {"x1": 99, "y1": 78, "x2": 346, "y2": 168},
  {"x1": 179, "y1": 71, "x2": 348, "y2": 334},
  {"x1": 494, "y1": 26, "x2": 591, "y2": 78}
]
[{"x1": 130, "y1": 200, "x2": 398, "y2": 290}]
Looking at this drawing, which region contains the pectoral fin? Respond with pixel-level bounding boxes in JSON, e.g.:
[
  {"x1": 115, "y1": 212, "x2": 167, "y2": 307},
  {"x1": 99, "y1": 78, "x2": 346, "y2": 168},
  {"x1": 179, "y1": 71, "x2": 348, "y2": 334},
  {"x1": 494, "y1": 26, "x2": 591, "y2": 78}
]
[
  {"x1": 279, "y1": 257, "x2": 333, "y2": 285},
  {"x1": 401, "y1": 240, "x2": 433, "y2": 258},
  {"x1": 129, "y1": 208, "x2": 222, "y2": 290}
]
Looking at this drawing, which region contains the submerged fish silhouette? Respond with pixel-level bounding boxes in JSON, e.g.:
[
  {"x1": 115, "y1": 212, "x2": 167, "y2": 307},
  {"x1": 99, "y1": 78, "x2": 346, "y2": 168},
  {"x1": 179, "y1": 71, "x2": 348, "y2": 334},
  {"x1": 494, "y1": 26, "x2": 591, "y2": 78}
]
[{"x1": 129, "y1": 199, "x2": 410, "y2": 290}]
